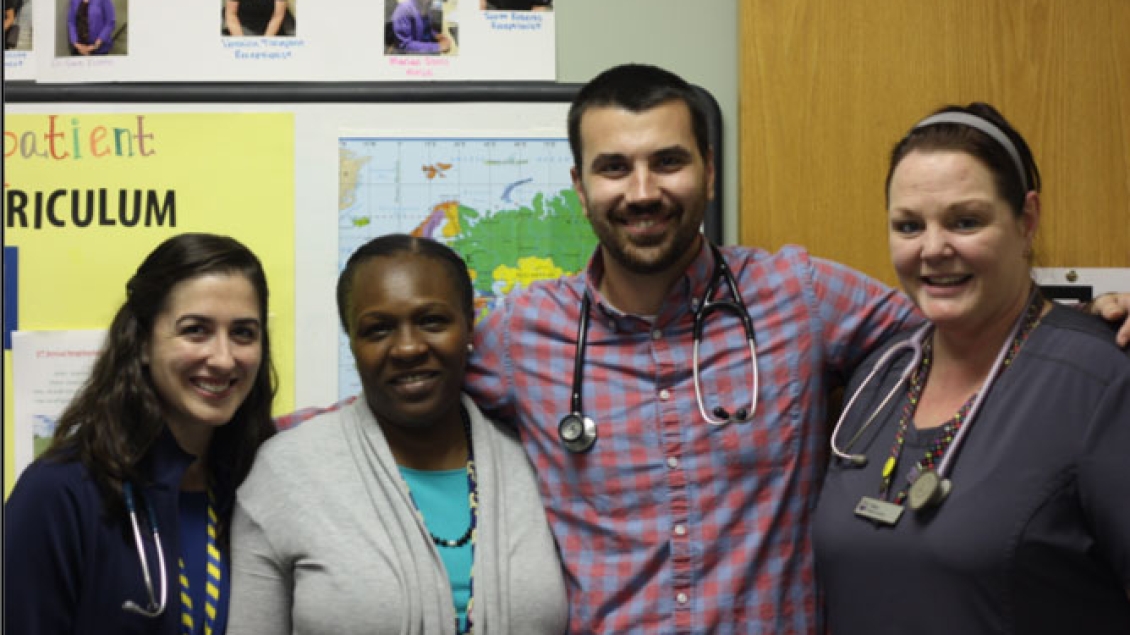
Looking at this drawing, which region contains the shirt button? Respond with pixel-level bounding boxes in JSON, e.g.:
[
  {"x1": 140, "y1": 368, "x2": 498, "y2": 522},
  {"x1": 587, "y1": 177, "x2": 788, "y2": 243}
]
[
  {"x1": 659, "y1": 389, "x2": 671, "y2": 401},
  {"x1": 676, "y1": 592, "x2": 689, "y2": 605},
  {"x1": 666, "y1": 456, "x2": 679, "y2": 469},
  {"x1": 691, "y1": 297, "x2": 700, "y2": 310},
  {"x1": 674, "y1": 524, "x2": 687, "y2": 536},
  {"x1": 651, "y1": 329, "x2": 662, "y2": 340}
]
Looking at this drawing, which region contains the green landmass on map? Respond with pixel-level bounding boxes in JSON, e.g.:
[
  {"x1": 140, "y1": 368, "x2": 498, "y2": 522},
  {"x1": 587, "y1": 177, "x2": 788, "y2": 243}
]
[{"x1": 449, "y1": 188, "x2": 596, "y2": 296}]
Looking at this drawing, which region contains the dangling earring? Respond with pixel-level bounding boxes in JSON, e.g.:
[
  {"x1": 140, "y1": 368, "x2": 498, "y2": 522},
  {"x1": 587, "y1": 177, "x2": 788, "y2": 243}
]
[{"x1": 466, "y1": 343, "x2": 474, "y2": 354}]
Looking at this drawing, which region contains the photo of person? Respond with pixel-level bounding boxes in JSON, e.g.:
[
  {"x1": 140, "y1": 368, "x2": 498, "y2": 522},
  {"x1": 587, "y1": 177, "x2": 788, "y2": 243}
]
[
  {"x1": 221, "y1": 0, "x2": 295, "y2": 37},
  {"x1": 61, "y1": 0, "x2": 126, "y2": 56},
  {"x1": 480, "y1": 0, "x2": 550, "y2": 11},
  {"x1": 385, "y1": 0, "x2": 454, "y2": 55},
  {"x1": 4, "y1": 0, "x2": 29, "y2": 50}
]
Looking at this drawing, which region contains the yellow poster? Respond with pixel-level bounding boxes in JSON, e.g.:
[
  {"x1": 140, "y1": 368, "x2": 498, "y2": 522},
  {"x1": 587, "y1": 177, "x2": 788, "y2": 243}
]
[{"x1": 3, "y1": 112, "x2": 296, "y2": 496}]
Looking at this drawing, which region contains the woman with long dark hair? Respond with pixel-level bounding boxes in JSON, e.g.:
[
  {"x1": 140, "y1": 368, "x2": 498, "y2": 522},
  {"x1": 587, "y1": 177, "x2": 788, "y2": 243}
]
[{"x1": 4, "y1": 232, "x2": 277, "y2": 634}]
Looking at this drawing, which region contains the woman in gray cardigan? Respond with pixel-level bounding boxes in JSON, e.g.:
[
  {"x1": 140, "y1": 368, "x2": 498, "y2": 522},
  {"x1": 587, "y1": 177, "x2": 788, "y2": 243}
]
[{"x1": 228, "y1": 234, "x2": 567, "y2": 634}]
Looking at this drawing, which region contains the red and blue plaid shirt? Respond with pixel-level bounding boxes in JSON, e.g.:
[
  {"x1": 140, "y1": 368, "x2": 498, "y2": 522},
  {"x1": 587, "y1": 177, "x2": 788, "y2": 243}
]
[{"x1": 465, "y1": 241, "x2": 916, "y2": 634}]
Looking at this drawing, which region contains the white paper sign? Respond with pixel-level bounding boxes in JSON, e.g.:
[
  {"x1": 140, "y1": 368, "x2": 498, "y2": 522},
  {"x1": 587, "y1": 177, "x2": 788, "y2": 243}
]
[{"x1": 11, "y1": 330, "x2": 106, "y2": 481}]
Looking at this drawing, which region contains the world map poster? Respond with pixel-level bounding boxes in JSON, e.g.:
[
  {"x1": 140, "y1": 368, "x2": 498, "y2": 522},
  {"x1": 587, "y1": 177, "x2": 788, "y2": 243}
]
[{"x1": 337, "y1": 135, "x2": 596, "y2": 398}]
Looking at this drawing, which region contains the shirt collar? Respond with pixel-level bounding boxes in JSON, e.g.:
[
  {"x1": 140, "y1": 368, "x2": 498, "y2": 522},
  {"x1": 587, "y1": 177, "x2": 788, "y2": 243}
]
[
  {"x1": 143, "y1": 425, "x2": 197, "y2": 490},
  {"x1": 581, "y1": 237, "x2": 714, "y2": 330}
]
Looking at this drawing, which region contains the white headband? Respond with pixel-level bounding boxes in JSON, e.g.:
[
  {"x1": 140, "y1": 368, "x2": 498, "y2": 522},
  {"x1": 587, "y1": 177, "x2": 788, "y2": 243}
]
[{"x1": 913, "y1": 112, "x2": 1029, "y2": 193}]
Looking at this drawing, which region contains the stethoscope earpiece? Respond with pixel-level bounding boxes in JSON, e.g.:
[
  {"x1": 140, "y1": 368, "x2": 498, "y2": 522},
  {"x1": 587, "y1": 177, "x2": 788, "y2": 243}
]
[{"x1": 712, "y1": 406, "x2": 752, "y2": 423}]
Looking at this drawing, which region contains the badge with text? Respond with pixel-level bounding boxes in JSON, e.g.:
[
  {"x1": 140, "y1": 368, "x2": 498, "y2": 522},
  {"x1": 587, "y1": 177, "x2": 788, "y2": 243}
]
[{"x1": 855, "y1": 496, "x2": 904, "y2": 526}]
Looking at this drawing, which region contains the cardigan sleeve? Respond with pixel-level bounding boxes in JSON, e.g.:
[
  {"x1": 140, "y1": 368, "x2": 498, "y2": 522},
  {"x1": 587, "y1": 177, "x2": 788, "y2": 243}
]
[
  {"x1": 390, "y1": 4, "x2": 440, "y2": 53},
  {"x1": 66, "y1": 0, "x2": 79, "y2": 44},
  {"x1": 93, "y1": 0, "x2": 115, "y2": 46},
  {"x1": 228, "y1": 495, "x2": 294, "y2": 635}
]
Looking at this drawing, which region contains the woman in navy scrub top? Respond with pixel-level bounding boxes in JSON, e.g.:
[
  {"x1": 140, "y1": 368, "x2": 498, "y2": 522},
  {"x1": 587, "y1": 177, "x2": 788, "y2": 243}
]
[{"x1": 813, "y1": 103, "x2": 1130, "y2": 635}]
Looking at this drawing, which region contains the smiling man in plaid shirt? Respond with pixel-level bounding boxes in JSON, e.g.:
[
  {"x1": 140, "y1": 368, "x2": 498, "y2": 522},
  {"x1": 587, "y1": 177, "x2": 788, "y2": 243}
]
[{"x1": 464, "y1": 63, "x2": 918, "y2": 634}]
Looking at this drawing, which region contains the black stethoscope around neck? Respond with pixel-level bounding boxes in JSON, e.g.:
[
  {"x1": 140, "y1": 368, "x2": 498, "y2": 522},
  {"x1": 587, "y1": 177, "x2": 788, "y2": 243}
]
[{"x1": 558, "y1": 243, "x2": 760, "y2": 453}]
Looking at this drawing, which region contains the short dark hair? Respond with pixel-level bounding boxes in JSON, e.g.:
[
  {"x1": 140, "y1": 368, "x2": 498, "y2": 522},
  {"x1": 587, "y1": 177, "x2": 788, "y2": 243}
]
[
  {"x1": 886, "y1": 102, "x2": 1041, "y2": 217},
  {"x1": 336, "y1": 234, "x2": 474, "y2": 334},
  {"x1": 567, "y1": 63, "x2": 711, "y2": 173},
  {"x1": 44, "y1": 232, "x2": 277, "y2": 544}
]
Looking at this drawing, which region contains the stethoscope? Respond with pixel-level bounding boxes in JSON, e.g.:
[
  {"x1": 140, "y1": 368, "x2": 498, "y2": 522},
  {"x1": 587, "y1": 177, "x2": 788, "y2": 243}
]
[
  {"x1": 829, "y1": 288, "x2": 1037, "y2": 511},
  {"x1": 558, "y1": 243, "x2": 760, "y2": 453},
  {"x1": 121, "y1": 481, "x2": 169, "y2": 618}
]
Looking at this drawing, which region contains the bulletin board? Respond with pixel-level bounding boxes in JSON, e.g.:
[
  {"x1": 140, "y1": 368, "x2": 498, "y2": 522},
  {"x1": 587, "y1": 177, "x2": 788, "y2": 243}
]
[
  {"x1": 3, "y1": 81, "x2": 724, "y2": 492},
  {"x1": 6, "y1": 0, "x2": 557, "y2": 82}
]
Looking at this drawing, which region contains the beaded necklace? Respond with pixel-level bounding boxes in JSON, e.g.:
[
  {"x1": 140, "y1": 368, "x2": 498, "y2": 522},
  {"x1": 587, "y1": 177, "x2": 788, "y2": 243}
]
[
  {"x1": 878, "y1": 291, "x2": 1044, "y2": 506},
  {"x1": 401, "y1": 407, "x2": 478, "y2": 634}
]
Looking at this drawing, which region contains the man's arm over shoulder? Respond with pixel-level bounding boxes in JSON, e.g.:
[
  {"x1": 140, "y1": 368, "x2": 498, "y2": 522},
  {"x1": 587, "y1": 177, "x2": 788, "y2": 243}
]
[
  {"x1": 803, "y1": 251, "x2": 921, "y2": 384},
  {"x1": 466, "y1": 296, "x2": 518, "y2": 424}
]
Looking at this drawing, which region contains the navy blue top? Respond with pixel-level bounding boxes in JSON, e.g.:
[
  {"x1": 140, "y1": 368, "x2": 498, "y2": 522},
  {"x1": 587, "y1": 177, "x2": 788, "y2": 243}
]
[
  {"x1": 179, "y1": 491, "x2": 231, "y2": 635},
  {"x1": 4, "y1": 428, "x2": 231, "y2": 634},
  {"x1": 814, "y1": 306, "x2": 1130, "y2": 634}
]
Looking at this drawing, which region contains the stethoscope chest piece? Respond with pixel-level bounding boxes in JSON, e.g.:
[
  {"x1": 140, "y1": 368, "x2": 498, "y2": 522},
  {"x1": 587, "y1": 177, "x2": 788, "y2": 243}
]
[
  {"x1": 907, "y1": 469, "x2": 951, "y2": 511},
  {"x1": 559, "y1": 412, "x2": 597, "y2": 453}
]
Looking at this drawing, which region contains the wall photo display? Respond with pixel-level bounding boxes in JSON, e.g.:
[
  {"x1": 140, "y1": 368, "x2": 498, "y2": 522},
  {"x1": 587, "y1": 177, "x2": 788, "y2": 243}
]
[{"x1": 27, "y1": 0, "x2": 554, "y2": 82}]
